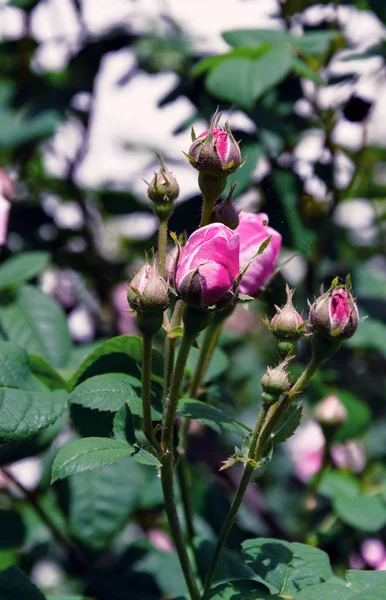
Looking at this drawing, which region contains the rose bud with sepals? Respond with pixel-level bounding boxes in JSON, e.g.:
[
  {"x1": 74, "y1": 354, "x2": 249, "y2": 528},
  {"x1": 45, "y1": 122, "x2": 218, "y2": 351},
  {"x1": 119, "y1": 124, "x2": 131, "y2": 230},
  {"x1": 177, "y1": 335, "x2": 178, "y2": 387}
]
[
  {"x1": 261, "y1": 357, "x2": 292, "y2": 406},
  {"x1": 185, "y1": 110, "x2": 244, "y2": 211},
  {"x1": 147, "y1": 153, "x2": 179, "y2": 221},
  {"x1": 309, "y1": 277, "x2": 359, "y2": 341},
  {"x1": 269, "y1": 284, "x2": 306, "y2": 356},
  {"x1": 309, "y1": 276, "x2": 359, "y2": 363},
  {"x1": 127, "y1": 261, "x2": 170, "y2": 336},
  {"x1": 211, "y1": 182, "x2": 239, "y2": 230}
]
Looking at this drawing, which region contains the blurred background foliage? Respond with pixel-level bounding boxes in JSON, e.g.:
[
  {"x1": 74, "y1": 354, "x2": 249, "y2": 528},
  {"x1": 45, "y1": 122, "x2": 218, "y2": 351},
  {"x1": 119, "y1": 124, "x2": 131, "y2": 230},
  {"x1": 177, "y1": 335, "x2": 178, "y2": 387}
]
[{"x1": 1, "y1": 0, "x2": 386, "y2": 598}]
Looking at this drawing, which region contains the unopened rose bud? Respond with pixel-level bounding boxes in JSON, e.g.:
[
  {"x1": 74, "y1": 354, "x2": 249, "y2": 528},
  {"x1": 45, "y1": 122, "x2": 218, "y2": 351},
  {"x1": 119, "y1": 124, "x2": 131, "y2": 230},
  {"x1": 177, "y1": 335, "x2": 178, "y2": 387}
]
[
  {"x1": 314, "y1": 395, "x2": 347, "y2": 428},
  {"x1": 211, "y1": 182, "x2": 239, "y2": 230},
  {"x1": 309, "y1": 279, "x2": 359, "y2": 341},
  {"x1": 261, "y1": 358, "x2": 291, "y2": 405},
  {"x1": 147, "y1": 154, "x2": 179, "y2": 221},
  {"x1": 127, "y1": 262, "x2": 170, "y2": 336},
  {"x1": 270, "y1": 285, "x2": 306, "y2": 356},
  {"x1": 187, "y1": 113, "x2": 242, "y2": 178}
]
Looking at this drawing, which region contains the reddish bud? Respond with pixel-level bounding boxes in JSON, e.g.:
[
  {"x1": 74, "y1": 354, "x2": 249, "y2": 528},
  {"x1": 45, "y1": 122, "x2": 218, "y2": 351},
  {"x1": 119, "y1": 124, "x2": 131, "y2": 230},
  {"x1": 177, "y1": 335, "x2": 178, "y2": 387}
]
[
  {"x1": 211, "y1": 182, "x2": 239, "y2": 230},
  {"x1": 309, "y1": 279, "x2": 359, "y2": 340}
]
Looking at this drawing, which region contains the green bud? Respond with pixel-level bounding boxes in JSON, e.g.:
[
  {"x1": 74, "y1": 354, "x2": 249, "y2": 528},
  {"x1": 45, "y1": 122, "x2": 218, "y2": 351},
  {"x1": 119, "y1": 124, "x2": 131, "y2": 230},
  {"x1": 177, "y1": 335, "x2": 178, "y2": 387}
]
[
  {"x1": 147, "y1": 153, "x2": 179, "y2": 221},
  {"x1": 261, "y1": 358, "x2": 291, "y2": 405}
]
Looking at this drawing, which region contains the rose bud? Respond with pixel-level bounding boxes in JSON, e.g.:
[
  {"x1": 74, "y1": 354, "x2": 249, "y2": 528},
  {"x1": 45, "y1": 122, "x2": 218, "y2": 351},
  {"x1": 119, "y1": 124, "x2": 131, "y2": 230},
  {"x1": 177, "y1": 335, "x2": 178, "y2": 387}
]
[
  {"x1": 175, "y1": 223, "x2": 239, "y2": 308},
  {"x1": 309, "y1": 280, "x2": 359, "y2": 341},
  {"x1": 0, "y1": 170, "x2": 14, "y2": 246},
  {"x1": 314, "y1": 395, "x2": 347, "y2": 428},
  {"x1": 147, "y1": 153, "x2": 179, "y2": 221},
  {"x1": 269, "y1": 285, "x2": 306, "y2": 356},
  {"x1": 127, "y1": 262, "x2": 170, "y2": 336},
  {"x1": 236, "y1": 211, "x2": 282, "y2": 296},
  {"x1": 187, "y1": 113, "x2": 242, "y2": 178},
  {"x1": 211, "y1": 182, "x2": 239, "y2": 230},
  {"x1": 261, "y1": 358, "x2": 291, "y2": 405}
]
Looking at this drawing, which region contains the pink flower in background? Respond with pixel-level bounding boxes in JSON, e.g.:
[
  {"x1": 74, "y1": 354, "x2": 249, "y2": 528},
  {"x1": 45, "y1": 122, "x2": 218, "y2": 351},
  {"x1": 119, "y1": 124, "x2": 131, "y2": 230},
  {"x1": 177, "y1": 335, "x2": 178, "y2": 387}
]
[
  {"x1": 361, "y1": 539, "x2": 386, "y2": 569},
  {"x1": 176, "y1": 223, "x2": 239, "y2": 306},
  {"x1": 147, "y1": 529, "x2": 173, "y2": 553},
  {"x1": 236, "y1": 211, "x2": 282, "y2": 296},
  {"x1": 286, "y1": 420, "x2": 325, "y2": 482},
  {"x1": 330, "y1": 440, "x2": 366, "y2": 473},
  {"x1": 0, "y1": 170, "x2": 14, "y2": 246}
]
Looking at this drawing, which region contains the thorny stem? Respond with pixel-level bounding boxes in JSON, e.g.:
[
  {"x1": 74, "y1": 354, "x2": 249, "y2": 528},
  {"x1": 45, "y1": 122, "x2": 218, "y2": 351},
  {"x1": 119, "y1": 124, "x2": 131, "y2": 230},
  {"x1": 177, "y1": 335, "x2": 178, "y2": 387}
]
[
  {"x1": 1, "y1": 467, "x2": 86, "y2": 565},
  {"x1": 160, "y1": 456, "x2": 201, "y2": 600},
  {"x1": 158, "y1": 219, "x2": 169, "y2": 279},
  {"x1": 203, "y1": 356, "x2": 324, "y2": 595},
  {"x1": 163, "y1": 299, "x2": 184, "y2": 402},
  {"x1": 142, "y1": 334, "x2": 162, "y2": 452},
  {"x1": 176, "y1": 317, "x2": 226, "y2": 547}
]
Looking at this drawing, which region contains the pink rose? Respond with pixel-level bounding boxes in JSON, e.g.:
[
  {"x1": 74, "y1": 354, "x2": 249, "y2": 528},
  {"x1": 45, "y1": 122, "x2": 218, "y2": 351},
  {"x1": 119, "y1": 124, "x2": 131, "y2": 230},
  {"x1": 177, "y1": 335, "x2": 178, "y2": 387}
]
[
  {"x1": 0, "y1": 170, "x2": 14, "y2": 246},
  {"x1": 309, "y1": 284, "x2": 359, "y2": 340},
  {"x1": 236, "y1": 211, "x2": 282, "y2": 296},
  {"x1": 176, "y1": 223, "x2": 240, "y2": 306}
]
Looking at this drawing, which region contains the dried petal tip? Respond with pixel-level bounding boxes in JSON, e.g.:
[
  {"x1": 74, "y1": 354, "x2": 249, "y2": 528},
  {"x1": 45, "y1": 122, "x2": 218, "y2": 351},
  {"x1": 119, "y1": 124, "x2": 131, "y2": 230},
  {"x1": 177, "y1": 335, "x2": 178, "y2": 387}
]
[
  {"x1": 147, "y1": 154, "x2": 179, "y2": 220},
  {"x1": 270, "y1": 285, "x2": 305, "y2": 339},
  {"x1": 261, "y1": 357, "x2": 292, "y2": 405},
  {"x1": 309, "y1": 277, "x2": 359, "y2": 340},
  {"x1": 314, "y1": 395, "x2": 347, "y2": 427}
]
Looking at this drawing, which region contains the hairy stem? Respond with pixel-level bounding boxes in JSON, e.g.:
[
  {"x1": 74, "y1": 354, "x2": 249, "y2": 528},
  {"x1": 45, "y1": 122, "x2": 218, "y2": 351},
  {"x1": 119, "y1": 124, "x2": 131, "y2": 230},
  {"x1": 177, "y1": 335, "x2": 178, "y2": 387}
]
[
  {"x1": 163, "y1": 300, "x2": 184, "y2": 402},
  {"x1": 203, "y1": 355, "x2": 324, "y2": 594},
  {"x1": 161, "y1": 456, "x2": 201, "y2": 600},
  {"x1": 142, "y1": 334, "x2": 162, "y2": 452},
  {"x1": 158, "y1": 219, "x2": 169, "y2": 278}
]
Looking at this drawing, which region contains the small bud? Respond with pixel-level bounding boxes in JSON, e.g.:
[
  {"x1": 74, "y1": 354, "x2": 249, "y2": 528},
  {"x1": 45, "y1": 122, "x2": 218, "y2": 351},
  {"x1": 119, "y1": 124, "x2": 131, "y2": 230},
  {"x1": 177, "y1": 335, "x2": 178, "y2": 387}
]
[
  {"x1": 314, "y1": 395, "x2": 347, "y2": 428},
  {"x1": 261, "y1": 358, "x2": 291, "y2": 405},
  {"x1": 186, "y1": 111, "x2": 242, "y2": 178},
  {"x1": 271, "y1": 285, "x2": 305, "y2": 339},
  {"x1": 127, "y1": 262, "x2": 170, "y2": 336},
  {"x1": 309, "y1": 278, "x2": 359, "y2": 341},
  {"x1": 211, "y1": 182, "x2": 239, "y2": 230},
  {"x1": 147, "y1": 154, "x2": 179, "y2": 220}
]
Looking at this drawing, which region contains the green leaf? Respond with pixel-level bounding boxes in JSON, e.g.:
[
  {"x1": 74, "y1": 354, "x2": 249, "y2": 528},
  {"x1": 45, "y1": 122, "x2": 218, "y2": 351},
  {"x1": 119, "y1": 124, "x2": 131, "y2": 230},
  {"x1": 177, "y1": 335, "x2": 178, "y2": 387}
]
[
  {"x1": 67, "y1": 456, "x2": 147, "y2": 550},
  {"x1": 0, "y1": 341, "x2": 43, "y2": 391},
  {"x1": 346, "y1": 317, "x2": 386, "y2": 357},
  {"x1": 318, "y1": 470, "x2": 359, "y2": 500},
  {"x1": 177, "y1": 399, "x2": 247, "y2": 437},
  {"x1": 0, "y1": 252, "x2": 50, "y2": 291},
  {"x1": 51, "y1": 437, "x2": 135, "y2": 482},
  {"x1": 272, "y1": 403, "x2": 302, "y2": 445},
  {"x1": 0, "y1": 511, "x2": 25, "y2": 550},
  {"x1": 333, "y1": 492, "x2": 386, "y2": 532},
  {"x1": 0, "y1": 285, "x2": 71, "y2": 368},
  {"x1": 131, "y1": 447, "x2": 161, "y2": 467},
  {"x1": 193, "y1": 44, "x2": 271, "y2": 77},
  {"x1": 0, "y1": 388, "x2": 67, "y2": 442},
  {"x1": 28, "y1": 354, "x2": 68, "y2": 391},
  {"x1": 203, "y1": 579, "x2": 271, "y2": 599},
  {"x1": 292, "y1": 57, "x2": 324, "y2": 84},
  {"x1": 205, "y1": 43, "x2": 293, "y2": 109},
  {"x1": 346, "y1": 570, "x2": 386, "y2": 593},
  {"x1": 353, "y1": 588, "x2": 386, "y2": 600},
  {"x1": 223, "y1": 29, "x2": 341, "y2": 55},
  {"x1": 295, "y1": 582, "x2": 355, "y2": 599},
  {"x1": 241, "y1": 538, "x2": 333, "y2": 595},
  {"x1": 46, "y1": 597, "x2": 91, "y2": 600},
  {"x1": 195, "y1": 537, "x2": 257, "y2": 587},
  {"x1": 69, "y1": 373, "x2": 142, "y2": 412},
  {"x1": 334, "y1": 391, "x2": 371, "y2": 441},
  {"x1": 113, "y1": 403, "x2": 136, "y2": 445},
  {"x1": 69, "y1": 334, "x2": 163, "y2": 388},
  {"x1": 0, "y1": 567, "x2": 46, "y2": 600}
]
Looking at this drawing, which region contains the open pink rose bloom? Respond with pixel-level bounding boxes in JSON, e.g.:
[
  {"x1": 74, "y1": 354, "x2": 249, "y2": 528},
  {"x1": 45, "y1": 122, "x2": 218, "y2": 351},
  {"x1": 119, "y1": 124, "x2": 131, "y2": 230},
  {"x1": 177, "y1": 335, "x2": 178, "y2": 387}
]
[
  {"x1": 176, "y1": 223, "x2": 240, "y2": 306},
  {"x1": 236, "y1": 211, "x2": 282, "y2": 296}
]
